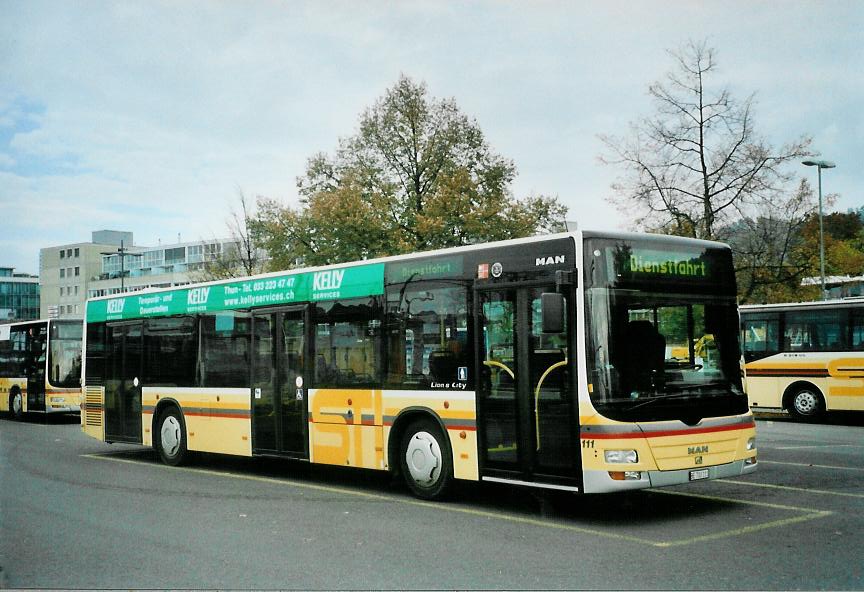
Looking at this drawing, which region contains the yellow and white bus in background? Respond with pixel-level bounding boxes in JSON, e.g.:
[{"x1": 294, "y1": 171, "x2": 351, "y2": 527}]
[
  {"x1": 80, "y1": 231, "x2": 756, "y2": 499},
  {"x1": 1, "y1": 319, "x2": 83, "y2": 419},
  {"x1": 741, "y1": 298, "x2": 864, "y2": 419}
]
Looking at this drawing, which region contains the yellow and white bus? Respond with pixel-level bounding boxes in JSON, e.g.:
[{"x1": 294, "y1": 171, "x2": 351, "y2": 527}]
[
  {"x1": 741, "y1": 298, "x2": 864, "y2": 419},
  {"x1": 80, "y1": 231, "x2": 756, "y2": 499},
  {"x1": 1, "y1": 319, "x2": 83, "y2": 419}
]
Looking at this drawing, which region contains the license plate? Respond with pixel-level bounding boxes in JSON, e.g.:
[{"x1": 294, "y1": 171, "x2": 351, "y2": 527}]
[{"x1": 689, "y1": 469, "x2": 710, "y2": 481}]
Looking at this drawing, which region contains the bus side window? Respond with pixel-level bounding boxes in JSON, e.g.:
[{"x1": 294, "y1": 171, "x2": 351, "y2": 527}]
[
  {"x1": 853, "y1": 312, "x2": 864, "y2": 351},
  {"x1": 742, "y1": 317, "x2": 779, "y2": 361}
]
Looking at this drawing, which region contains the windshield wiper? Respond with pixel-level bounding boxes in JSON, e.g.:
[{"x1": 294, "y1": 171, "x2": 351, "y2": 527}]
[
  {"x1": 623, "y1": 392, "x2": 697, "y2": 412},
  {"x1": 623, "y1": 383, "x2": 737, "y2": 412}
]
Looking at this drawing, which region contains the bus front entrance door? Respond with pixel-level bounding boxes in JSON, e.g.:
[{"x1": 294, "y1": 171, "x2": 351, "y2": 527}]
[
  {"x1": 104, "y1": 322, "x2": 143, "y2": 444},
  {"x1": 476, "y1": 286, "x2": 580, "y2": 487},
  {"x1": 252, "y1": 308, "x2": 308, "y2": 458}
]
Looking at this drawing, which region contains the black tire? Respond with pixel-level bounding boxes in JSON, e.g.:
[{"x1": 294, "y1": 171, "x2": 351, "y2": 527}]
[
  {"x1": 787, "y1": 385, "x2": 825, "y2": 421},
  {"x1": 8, "y1": 388, "x2": 23, "y2": 420},
  {"x1": 155, "y1": 407, "x2": 188, "y2": 466},
  {"x1": 398, "y1": 418, "x2": 453, "y2": 500}
]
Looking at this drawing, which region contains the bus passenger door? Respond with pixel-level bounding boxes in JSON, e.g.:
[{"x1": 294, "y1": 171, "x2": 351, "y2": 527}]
[
  {"x1": 252, "y1": 308, "x2": 308, "y2": 458},
  {"x1": 104, "y1": 322, "x2": 143, "y2": 443},
  {"x1": 24, "y1": 323, "x2": 47, "y2": 412},
  {"x1": 476, "y1": 286, "x2": 579, "y2": 486}
]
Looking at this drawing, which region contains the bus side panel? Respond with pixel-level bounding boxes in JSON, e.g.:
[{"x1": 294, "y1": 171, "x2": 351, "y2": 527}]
[
  {"x1": 746, "y1": 353, "x2": 864, "y2": 411},
  {"x1": 743, "y1": 356, "x2": 784, "y2": 409},
  {"x1": 826, "y1": 356, "x2": 864, "y2": 411},
  {"x1": 308, "y1": 388, "x2": 479, "y2": 480},
  {"x1": 81, "y1": 386, "x2": 105, "y2": 440},
  {"x1": 142, "y1": 387, "x2": 252, "y2": 457},
  {"x1": 308, "y1": 388, "x2": 385, "y2": 469},
  {"x1": 1, "y1": 377, "x2": 26, "y2": 412},
  {"x1": 381, "y1": 390, "x2": 478, "y2": 481}
]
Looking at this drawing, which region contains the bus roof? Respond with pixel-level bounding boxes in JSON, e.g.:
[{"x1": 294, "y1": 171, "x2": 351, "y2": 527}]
[
  {"x1": 740, "y1": 297, "x2": 864, "y2": 312},
  {"x1": 83, "y1": 230, "x2": 734, "y2": 323}
]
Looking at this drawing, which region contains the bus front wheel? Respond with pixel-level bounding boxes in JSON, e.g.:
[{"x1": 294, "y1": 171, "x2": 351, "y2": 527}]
[
  {"x1": 399, "y1": 418, "x2": 453, "y2": 500},
  {"x1": 8, "y1": 389, "x2": 23, "y2": 420},
  {"x1": 155, "y1": 407, "x2": 188, "y2": 466},
  {"x1": 788, "y1": 386, "x2": 825, "y2": 421}
]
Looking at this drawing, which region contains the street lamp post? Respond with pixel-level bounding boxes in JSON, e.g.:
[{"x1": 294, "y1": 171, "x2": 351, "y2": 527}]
[
  {"x1": 802, "y1": 159, "x2": 836, "y2": 300},
  {"x1": 101, "y1": 240, "x2": 142, "y2": 294}
]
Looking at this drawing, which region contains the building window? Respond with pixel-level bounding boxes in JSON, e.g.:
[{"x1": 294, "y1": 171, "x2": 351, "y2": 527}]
[
  {"x1": 60, "y1": 250, "x2": 65, "y2": 259},
  {"x1": 60, "y1": 269, "x2": 65, "y2": 278},
  {"x1": 164, "y1": 247, "x2": 186, "y2": 265},
  {"x1": 74, "y1": 248, "x2": 80, "y2": 257},
  {"x1": 67, "y1": 249, "x2": 73, "y2": 258},
  {"x1": 74, "y1": 285, "x2": 79, "y2": 295},
  {"x1": 75, "y1": 266, "x2": 80, "y2": 276}
]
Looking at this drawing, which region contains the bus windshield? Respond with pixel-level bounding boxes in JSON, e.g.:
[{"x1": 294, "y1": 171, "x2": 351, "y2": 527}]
[
  {"x1": 583, "y1": 237, "x2": 747, "y2": 423},
  {"x1": 49, "y1": 321, "x2": 82, "y2": 388}
]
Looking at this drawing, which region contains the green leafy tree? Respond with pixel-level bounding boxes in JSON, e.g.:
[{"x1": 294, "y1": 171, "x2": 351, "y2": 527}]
[
  {"x1": 794, "y1": 209, "x2": 864, "y2": 279},
  {"x1": 253, "y1": 75, "x2": 566, "y2": 267},
  {"x1": 728, "y1": 180, "x2": 818, "y2": 303}
]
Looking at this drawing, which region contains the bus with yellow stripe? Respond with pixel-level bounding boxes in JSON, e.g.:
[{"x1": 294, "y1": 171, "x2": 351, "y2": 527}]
[
  {"x1": 1, "y1": 319, "x2": 83, "y2": 419},
  {"x1": 741, "y1": 298, "x2": 864, "y2": 419},
  {"x1": 80, "y1": 231, "x2": 756, "y2": 499}
]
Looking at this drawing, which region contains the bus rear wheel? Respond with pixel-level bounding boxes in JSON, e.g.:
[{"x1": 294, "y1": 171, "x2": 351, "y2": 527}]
[
  {"x1": 155, "y1": 407, "x2": 188, "y2": 466},
  {"x1": 8, "y1": 389, "x2": 23, "y2": 420},
  {"x1": 399, "y1": 418, "x2": 453, "y2": 500},
  {"x1": 788, "y1": 386, "x2": 824, "y2": 421}
]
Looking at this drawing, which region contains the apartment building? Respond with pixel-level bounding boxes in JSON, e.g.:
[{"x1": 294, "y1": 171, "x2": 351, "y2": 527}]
[{"x1": 39, "y1": 230, "x2": 133, "y2": 319}]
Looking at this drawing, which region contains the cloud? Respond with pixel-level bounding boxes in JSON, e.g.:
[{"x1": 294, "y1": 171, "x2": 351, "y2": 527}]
[{"x1": 0, "y1": 0, "x2": 861, "y2": 275}]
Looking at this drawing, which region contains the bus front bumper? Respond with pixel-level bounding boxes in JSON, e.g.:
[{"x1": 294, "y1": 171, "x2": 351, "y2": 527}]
[{"x1": 583, "y1": 459, "x2": 757, "y2": 493}]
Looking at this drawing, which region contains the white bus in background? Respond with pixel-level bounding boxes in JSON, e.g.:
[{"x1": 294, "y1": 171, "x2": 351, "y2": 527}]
[
  {"x1": 741, "y1": 298, "x2": 864, "y2": 419},
  {"x1": 1, "y1": 319, "x2": 83, "y2": 419}
]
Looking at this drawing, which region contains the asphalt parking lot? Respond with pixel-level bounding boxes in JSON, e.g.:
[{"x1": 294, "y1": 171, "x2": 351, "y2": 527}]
[{"x1": 1, "y1": 412, "x2": 862, "y2": 590}]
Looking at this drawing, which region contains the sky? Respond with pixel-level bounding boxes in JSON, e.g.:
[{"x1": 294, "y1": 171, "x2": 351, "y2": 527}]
[{"x1": 1, "y1": 0, "x2": 862, "y2": 275}]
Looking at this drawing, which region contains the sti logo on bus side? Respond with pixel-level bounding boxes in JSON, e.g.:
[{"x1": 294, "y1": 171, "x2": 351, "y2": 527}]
[
  {"x1": 107, "y1": 299, "x2": 125, "y2": 314},
  {"x1": 187, "y1": 287, "x2": 211, "y2": 305},
  {"x1": 536, "y1": 255, "x2": 565, "y2": 266},
  {"x1": 313, "y1": 270, "x2": 344, "y2": 291}
]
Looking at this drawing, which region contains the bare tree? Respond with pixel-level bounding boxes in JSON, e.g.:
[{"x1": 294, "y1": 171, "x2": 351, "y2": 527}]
[
  {"x1": 728, "y1": 179, "x2": 818, "y2": 303},
  {"x1": 196, "y1": 190, "x2": 267, "y2": 281},
  {"x1": 600, "y1": 39, "x2": 812, "y2": 240}
]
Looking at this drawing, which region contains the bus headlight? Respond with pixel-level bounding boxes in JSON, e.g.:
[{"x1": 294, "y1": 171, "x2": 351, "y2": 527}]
[
  {"x1": 747, "y1": 437, "x2": 756, "y2": 451},
  {"x1": 605, "y1": 449, "x2": 638, "y2": 463}
]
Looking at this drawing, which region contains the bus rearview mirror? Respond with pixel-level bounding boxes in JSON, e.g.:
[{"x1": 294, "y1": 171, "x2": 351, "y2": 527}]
[{"x1": 541, "y1": 293, "x2": 565, "y2": 333}]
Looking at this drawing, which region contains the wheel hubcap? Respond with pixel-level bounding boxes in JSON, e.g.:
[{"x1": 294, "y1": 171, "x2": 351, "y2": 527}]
[
  {"x1": 794, "y1": 391, "x2": 817, "y2": 415},
  {"x1": 160, "y1": 416, "x2": 181, "y2": 457},
  {"x1": 405, "y1": 431, "x2": 442, "y2": 487}
]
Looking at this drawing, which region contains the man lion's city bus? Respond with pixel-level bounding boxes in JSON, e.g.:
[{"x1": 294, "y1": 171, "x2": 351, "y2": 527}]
[
  {"x1": 80, "y1": 231, "x2": 756, "y2": 499},
  {"x1": 741, "y1": 298, "x2": 864, "y2": 419},
  {"x1": 1, "y1": 319, "x2": 83, "y2": 419}
]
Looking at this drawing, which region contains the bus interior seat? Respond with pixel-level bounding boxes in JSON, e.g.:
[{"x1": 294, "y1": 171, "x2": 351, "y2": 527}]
[
  {"x1": 429, "y1": 350, "x2": 457, "y2": 382},
  {"x1": 623, "y1": 320, "x2": 666, "y2": 392}
]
